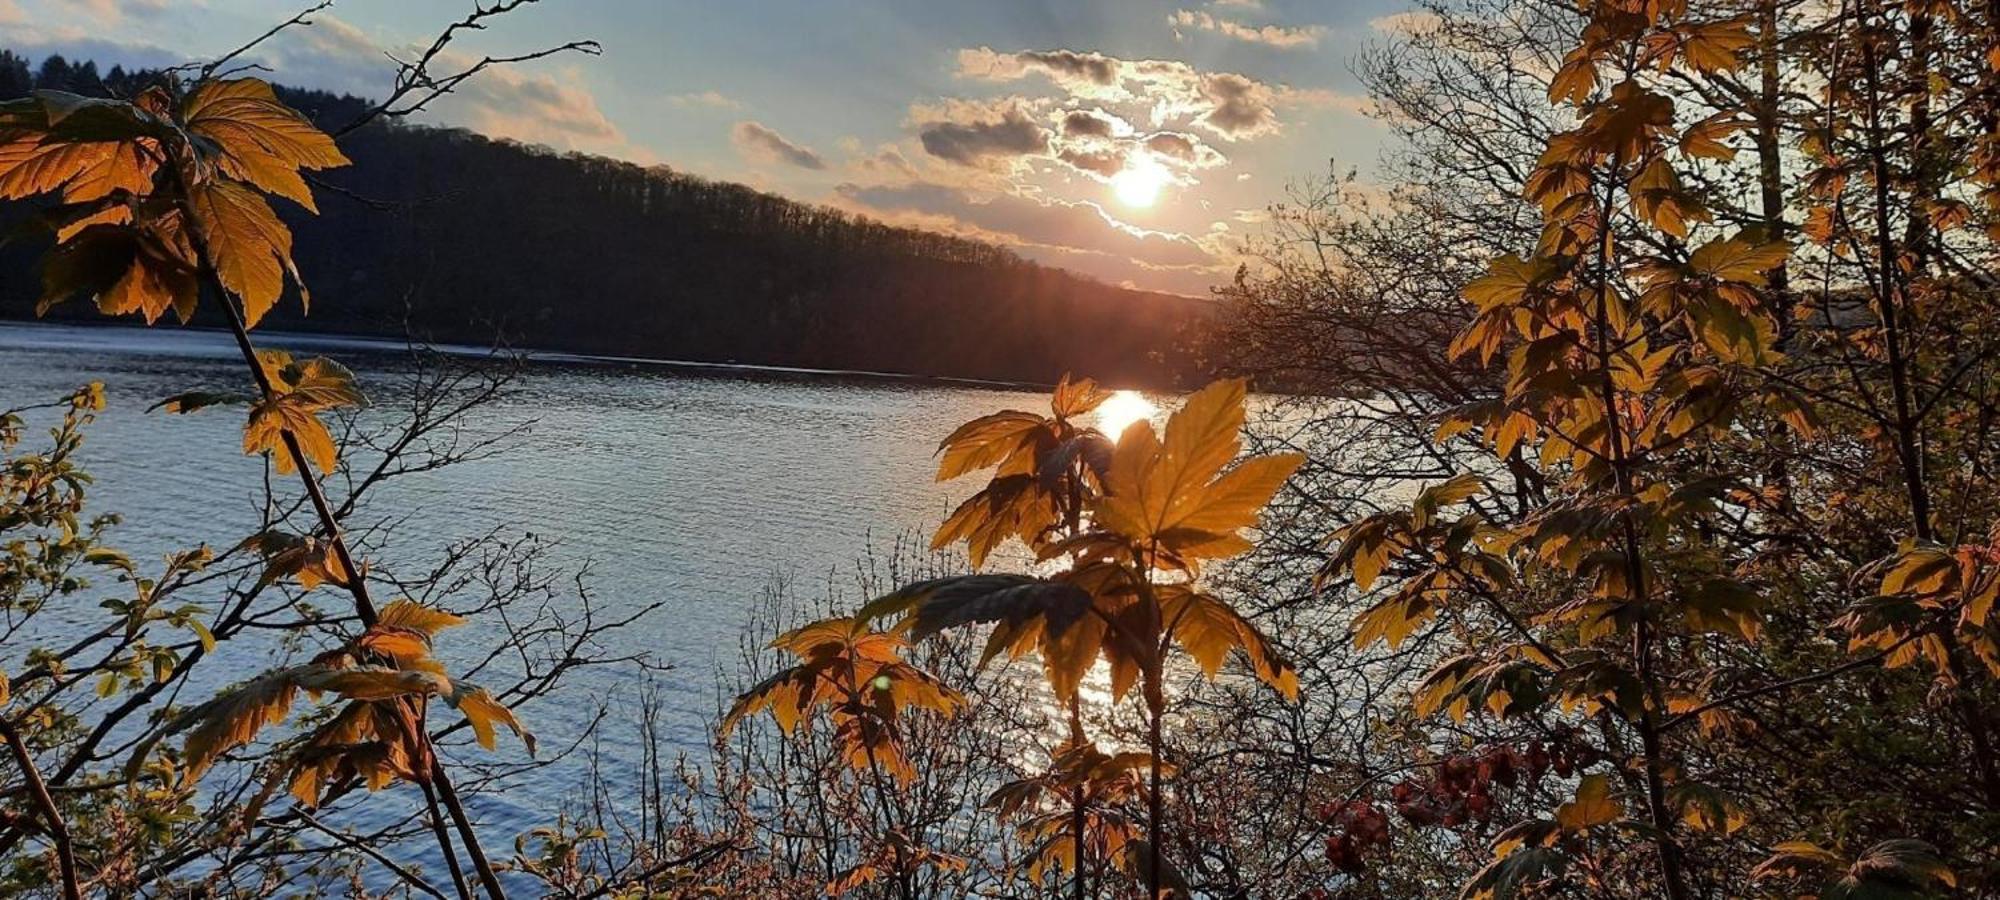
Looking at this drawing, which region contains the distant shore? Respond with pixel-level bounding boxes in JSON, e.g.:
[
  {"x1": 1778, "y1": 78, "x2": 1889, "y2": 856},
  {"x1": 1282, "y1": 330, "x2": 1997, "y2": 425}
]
[{"x1": 0, "y1": 317, "x2": 1062, "y2": 393}]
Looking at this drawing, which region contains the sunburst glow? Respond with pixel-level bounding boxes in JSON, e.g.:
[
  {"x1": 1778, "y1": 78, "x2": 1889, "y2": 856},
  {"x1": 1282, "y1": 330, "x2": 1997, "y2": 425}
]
[
  {"x1": 1110, "y1": 157, "x2": 1170, "y2": 208},
  {"x1": 1096, "y1": 389, "x2": 1158, "y2": 438}
]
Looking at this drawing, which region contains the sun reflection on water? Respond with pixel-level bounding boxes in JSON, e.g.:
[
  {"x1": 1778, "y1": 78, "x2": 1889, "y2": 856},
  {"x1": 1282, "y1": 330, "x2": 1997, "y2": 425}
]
[{"x1": 1095, "y1": 389, "x2": 1158, "y2": 438}]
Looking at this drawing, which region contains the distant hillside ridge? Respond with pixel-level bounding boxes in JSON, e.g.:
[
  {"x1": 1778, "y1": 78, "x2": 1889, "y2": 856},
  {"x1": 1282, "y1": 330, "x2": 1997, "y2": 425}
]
[{"x1": 0, "y1": 50, "x2": 1213, "y2": 388}]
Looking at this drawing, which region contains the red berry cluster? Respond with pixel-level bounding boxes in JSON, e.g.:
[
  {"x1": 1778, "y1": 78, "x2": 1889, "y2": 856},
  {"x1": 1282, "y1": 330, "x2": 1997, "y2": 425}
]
[
  {"x1": 1389, "y1": 736, "x2": 1601, "y2": 830},
  {"x1": 1307, "y1": 733, "x2": 1604, "y2": 883},
  {"x1": 1316, "y1": 799, "x2": 1391, "y2": 873}
]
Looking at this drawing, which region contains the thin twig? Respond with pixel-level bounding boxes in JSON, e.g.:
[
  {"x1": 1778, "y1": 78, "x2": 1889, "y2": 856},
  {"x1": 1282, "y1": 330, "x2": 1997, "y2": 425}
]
[
  {"x1": 290, "y1": 807, "x2": 451, "y2": 900},
  {"x1": 193, "y1": 2, "x2": 335, "y2": 82},
  {"x1": 0, "y1": 718, "x2": 82, "y2": 900}
]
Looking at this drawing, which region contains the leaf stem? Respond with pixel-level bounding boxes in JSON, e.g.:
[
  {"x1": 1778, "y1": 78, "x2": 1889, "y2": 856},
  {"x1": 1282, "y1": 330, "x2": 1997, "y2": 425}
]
[{"x1": 172, "y1": 182, "x2": 509, "y2": 898}]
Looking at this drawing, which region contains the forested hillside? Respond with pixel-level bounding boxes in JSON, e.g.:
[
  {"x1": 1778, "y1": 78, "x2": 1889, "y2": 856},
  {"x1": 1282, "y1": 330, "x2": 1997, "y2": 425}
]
[{"x1": 0, "y1": 51, "x2": 1209, "y2": 386}]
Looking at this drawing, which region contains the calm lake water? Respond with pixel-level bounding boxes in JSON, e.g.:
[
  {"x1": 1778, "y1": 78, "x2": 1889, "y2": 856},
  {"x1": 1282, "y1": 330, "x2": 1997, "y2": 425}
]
[{"x1": 0, "y1": 321, "x2": 1165, "y2": 882}]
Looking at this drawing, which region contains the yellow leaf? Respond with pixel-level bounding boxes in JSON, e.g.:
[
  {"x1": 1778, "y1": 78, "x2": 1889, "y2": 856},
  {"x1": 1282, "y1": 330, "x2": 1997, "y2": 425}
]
[
  {"x1": 1679, "y1": 114, "x2": 1741, "y2": 161},
  {"x1": 1557, "y1": 773, "x2": 1622, "y2": 831},
  {"x1": 1462, "y1": 254, "x2": 1558, "y2": 311},
  {"x1": 188, "y1": 180, "x2": 294, "y2": 326},
  {"x1": 182, "y1": 78, "x2": 347, "y2": 209},
  {"x1": 1411, "y1": 473, "x2": 1485, "y2": 531},
  {"x1": 934, "y1": 410, "x2": 1045, "y2": 481},
  {"x1": 1161, "y1": 588, "x2": 1299, "y2": 698},
  {"x1": 60, "y1": 138, "x2": 155, "y2": 202},
  {"x1": 1049, "y1": 373, "x2": 1111, "y2": 420},
  {"x1": 97, "y1": 250, "x2": 198, "y2": 324},
  {"x1": 378, "y1": 599, "x2": 467, "y2": 637},
  {"x1": 357, "y1": 626, "x2": 432, "y2": 664},
  {"x1": 450, "y1": 685, "x2": 535, "y2": 753},
  {"x1": 1172, "y1": 451, "x2": 1304, "y2": 539},
  {"x1": 1687, "y1": 236, "x2": 1790, "y2": 284},
  {"x1": 1094, "y1": 379, "x2": 1295, "y2": 562},
  {"x1": 244, "y1": 395, "x2": 337, "y2": 474},
  {"x1": 1351, "y1": 585, "x2": 1436, "y2": 650},
  {"x1": 1161, "y1": 378, "x2": 1249, "y2": 482},
  {"x1": 1547, "y1": 49, "x2": 1598, "y2": 104},
  {"x1": 298, "y1": 665, "x2": 449, "y2": 702},
  {"x1": 1672, "y1": 19, "x2": 1754, "y2": 74},
  {"x1": 178, "y1": 669, "x2": 301, "y2": 782},
  {"x1": 0, "y1": 137, "x2": 114, "y2": 200},
  {"x1": 1880, "y1": 548, "x2": 1955, "y2": 596}
]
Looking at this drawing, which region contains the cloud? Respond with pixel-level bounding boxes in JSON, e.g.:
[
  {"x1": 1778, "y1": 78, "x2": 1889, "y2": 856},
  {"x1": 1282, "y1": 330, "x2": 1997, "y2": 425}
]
[
  {"x1": 1057, "y1": 146, "x2": 1126, "y2": 178},
  {"x1": 1197, "y1": 72, "x2": 1277, "y2": 139},
  {"x1": 732, "y1": 121, "x2": 826, "y2": 170},
  {"x1": 669, "y1": 90, "x2": 741, "y2": 110},
  {"x1": 957, "y1": 48, "x2": 1124, "y2": 95},
  {"x1": 1169, "y1": 9, "x2": 1324, "y2": 49},
  {"x1": 247, "y1": 15, "x2": 632, "y2": 156},
  {"x1": 1052, "y1": 123, "x2": 1228, "y2": 182},
  {"x1": 1140, "y1": 131, "x2": 1227, "y2": 169},
  {"x1": 71, "y1": 0, "x2": 168, "y2": 23},
  {"x1": 910, "y1": 98, "x2": 1052, "y2": 168},
  {"x1": 440, "y1": 61, "x2": 624, "y2": 149},
  {"x1": 0, "y1": 0, "x2": 22, "y2": 25},
  {"x1": 1370, "y1": 10, "x2": 1443, "y2": 36},
  {"x1": 258, "y1": 15, "x2": 403, "y2": 99},
  {"x1": 835, "y1": 181, "x2": 1230, "y2": 294},
  {"x1": 849, "y1": 144, "x2": 921, "y2": 181},
  {"x1": 1061, "y1": 108, "x2": 1129, "y2": 140},
  {"x1": 836, "y1": 181, "x2": 1218, "y2": 271},
  {"x1": 903, "y1": 95, "x2": 1229, "y2": 183},
  {"x1": 957, "y1": 47, "x2": 1314, "y2": 141}
]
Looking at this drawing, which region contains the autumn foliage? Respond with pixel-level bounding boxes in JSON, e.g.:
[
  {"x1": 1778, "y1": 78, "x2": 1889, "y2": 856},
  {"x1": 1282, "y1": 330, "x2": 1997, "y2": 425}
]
[
  {"x1": 2, "y1": 53, "x2": 530, "y2": 900},
  {"x1": 8, "y1": 0, "x2": 2000, "y2": 896}
]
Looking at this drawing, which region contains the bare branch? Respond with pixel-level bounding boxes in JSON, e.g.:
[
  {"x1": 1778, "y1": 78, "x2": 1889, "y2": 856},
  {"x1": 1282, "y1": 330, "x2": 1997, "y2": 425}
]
[
  {"x1": 190, "y1": 2, "x2": 336, "y2": 82},
  {"x1": 333, "y1": 0, "x2": 603, "y2": 137}
]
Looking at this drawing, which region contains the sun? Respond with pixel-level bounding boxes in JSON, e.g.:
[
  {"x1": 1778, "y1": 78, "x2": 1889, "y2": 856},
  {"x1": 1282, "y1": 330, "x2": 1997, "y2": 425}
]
[{"x1": 1110, "y1": 157, "x2": 1169, "y2": 208}]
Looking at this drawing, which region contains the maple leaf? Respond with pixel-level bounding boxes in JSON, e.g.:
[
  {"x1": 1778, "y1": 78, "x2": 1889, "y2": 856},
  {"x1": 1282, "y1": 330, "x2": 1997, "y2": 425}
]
[
  {"x1": 1556, "y1": 773, "x2": 1623, "y2": 831},
  {"x1": 188, "y1": 180, "x2": 296, "y2": 326},
  {"x1": 722, "y1": 617, "x2": 963, "y2": 782},
  {"x1": 1091, "y1": 379, "x2": 1303, "y2": 568},
  {"x1": 183, "y1": 79, "x2": 348, "y2": 212}
]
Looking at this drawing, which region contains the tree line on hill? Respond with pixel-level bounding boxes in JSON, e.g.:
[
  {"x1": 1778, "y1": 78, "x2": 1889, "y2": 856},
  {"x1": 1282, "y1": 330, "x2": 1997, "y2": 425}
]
[{"x1": 0, "y1": 50, "x2": 1209, "y2": 387}]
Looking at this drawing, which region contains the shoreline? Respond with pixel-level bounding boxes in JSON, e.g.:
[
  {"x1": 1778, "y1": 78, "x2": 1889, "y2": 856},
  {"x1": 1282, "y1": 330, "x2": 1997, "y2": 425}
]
[{"x1": 0, "y1": 318, "x2": 1062, "y2": 394}]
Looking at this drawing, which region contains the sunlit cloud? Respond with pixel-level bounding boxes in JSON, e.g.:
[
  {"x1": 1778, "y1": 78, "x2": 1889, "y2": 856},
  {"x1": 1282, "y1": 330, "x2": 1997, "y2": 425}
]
[
  {"x1": 953, "y1": 47, "x2": 1350, "y2": 142},
  {"x1": 669, "y1": 90, "x2": 742, "y2": 110},
  {"x1": 910, "y1": 97, "x2": 1053, "y2": 168},
  {"x1": 833, "y1": 180, "x2": 1231, "y2": 293},
  {"x1": 235, "y1": 14, "x2": 638, "y2": 158},
  {"x1": 1140, "y1": 131, "x2": 1226, "y2": 169},
  {"x1": 442, "y1": 61, "x2": 623, "y2": 148},
  {"x1": 1169, "y1": 9, "x2": 1324, "y2": 49},
  {"x1": 71, "y1": 0, "x2": 169, "y2": 24},
  {"x1": 733, "y1": 120, "x2": 826, "y2": 170},
  {"x1": 1369, "y1": 10, "x2": 1444, "y2": 37},
  {"x1": 847, "y1": 144, "x2": 922, "y2": 181},
  {"x1": 1060, "y1": 108, "x2": 1130, "y2": 140},
  {"x1": 958, "y1": 48, "x2": 1125, "y2": 95}
]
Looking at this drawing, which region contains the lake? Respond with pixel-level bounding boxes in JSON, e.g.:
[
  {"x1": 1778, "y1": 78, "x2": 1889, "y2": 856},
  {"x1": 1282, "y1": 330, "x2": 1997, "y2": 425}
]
[{"x1": 0, "y1": 320, "x2": 1167, "y2": 874}]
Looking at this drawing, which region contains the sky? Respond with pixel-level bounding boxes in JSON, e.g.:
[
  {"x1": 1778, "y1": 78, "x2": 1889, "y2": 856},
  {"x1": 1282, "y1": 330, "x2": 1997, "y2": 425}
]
[{"x1": 1, "y1": 0, "x2": 1426, "y2": 296}]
